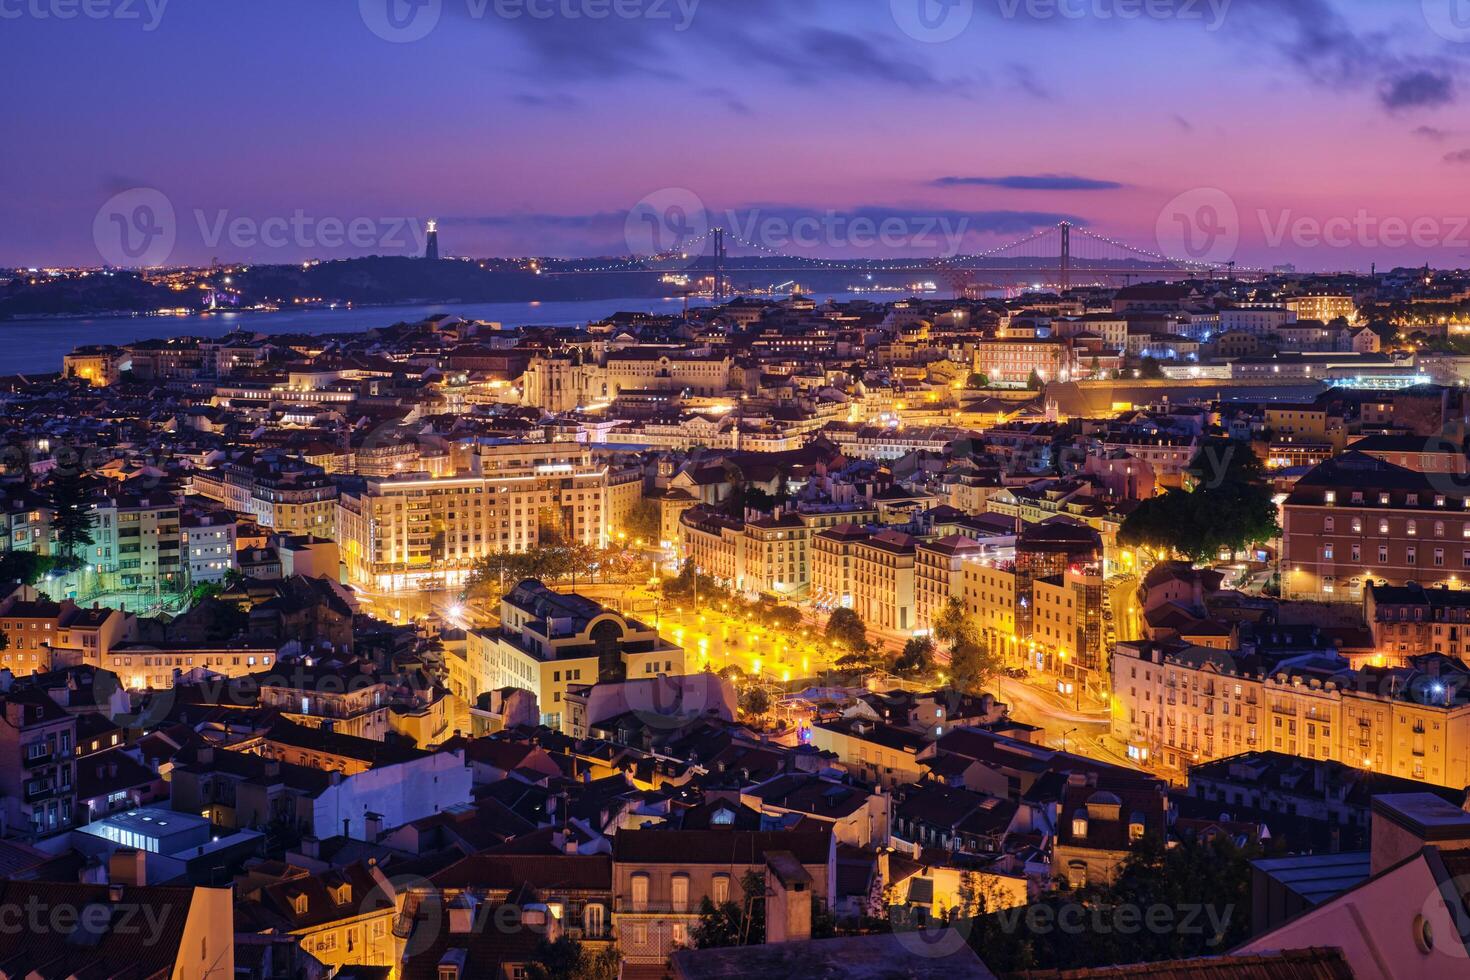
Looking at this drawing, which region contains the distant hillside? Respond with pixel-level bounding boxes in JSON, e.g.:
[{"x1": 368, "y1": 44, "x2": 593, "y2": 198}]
[{"x1": 0, "y1": 272, "x2": 180, "y2": 319}]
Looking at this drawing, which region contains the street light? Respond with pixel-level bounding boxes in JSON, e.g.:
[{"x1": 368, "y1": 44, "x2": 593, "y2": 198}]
[{"x1": 1061, "y1": 727, "x2": 1077, "y2": 753}]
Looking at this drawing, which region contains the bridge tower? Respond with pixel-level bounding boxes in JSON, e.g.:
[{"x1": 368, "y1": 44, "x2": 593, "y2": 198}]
[
  {"x1": 1058, "y1": 221, "x2": 1071, "y2": 292},
  {"x1": 711, "y1": 228, "x2": 728, "y2": 300}
]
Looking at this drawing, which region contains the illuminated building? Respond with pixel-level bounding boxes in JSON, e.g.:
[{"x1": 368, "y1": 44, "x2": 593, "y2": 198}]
[
  {"x1": 1282, "y1": 453, "x2": 1470, "y2": 601},
  {"x1": 336, "y1": 443, "x2": 641, "y2": 590},
  {"x1": 1285, "y1": 294, "x2": 1357, "y2": 325},
  {"x1": 468, "y1": 582, "x2": 684, "y2": 731},
  {"x1": 1112, "y1": 641, "x2": 1470, "y2": 787},
  {"x1": 62, "y1": 346, "x2": 123, "y2": 387}
]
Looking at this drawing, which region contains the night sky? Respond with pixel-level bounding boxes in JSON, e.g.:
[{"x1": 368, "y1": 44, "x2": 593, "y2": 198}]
[{"x1": 7, "y1": 0, "x2": 1470, "y2": 270}]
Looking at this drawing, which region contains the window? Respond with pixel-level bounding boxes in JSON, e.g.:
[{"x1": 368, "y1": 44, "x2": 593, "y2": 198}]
[
  {"x1": 671, "y1": 874, "x2": 690, "y2": 912},
  {"x1": 584, "y1": 903, "x2": 606, "y2": 938},
  {"x1": 1071, "y1": 814, "x2": 1088, "y2": 839},
  {"x1": 711, "y1": 874, "x2": 731, "y2": 906},
  {"x1": 631, "y1": 873, "x2": 649, "y2": 912}
]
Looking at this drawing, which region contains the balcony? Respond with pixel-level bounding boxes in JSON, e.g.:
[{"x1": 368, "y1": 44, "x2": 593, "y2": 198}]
[
  {"x1": 614, "y1": 900, "x2": 698, "y2": 916},
  {"x1": 24, "y1": 779, "x2": 56, "y2": 803},
  {"x1": 22, "y1": 745, "x2": 56, "y2": 768}
]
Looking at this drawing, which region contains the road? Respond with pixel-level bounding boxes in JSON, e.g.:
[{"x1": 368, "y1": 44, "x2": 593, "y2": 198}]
[{"x1": 993, "y1": 675, "x2": 1140, "y2": 770}]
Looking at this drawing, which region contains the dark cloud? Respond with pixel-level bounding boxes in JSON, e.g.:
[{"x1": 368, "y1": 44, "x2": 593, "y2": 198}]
[
  {"x1": 738, "y1": 27, "x2": 944, "y2": 90},
  {"x1": 933, "y1": 174, "x2": 1124, "y2": 191},
  {"x1": 514, "y1": 92, "x2": 580, "y2": 109},
  {"x1": 466, "y1": 1, "x2": 949, "y2": 93},
  {"x1": 1171, "y1": 114, "x2": 1194, "y2": 132},
  {"x1": 1007, "y1": 63, "x2": 1052, "y2": 100},
  {"x1": 1098, "y1": 0, "x2": 1465, "y2": 115},
  {"x1": 697, "y1": 87, "x2": 751, "y2": 115},
  {"x1": 1415, "y1": 125, "x2": 1450, "y2": 141},
  {"x1": 1380, "y1": 70, "x2": 1455, "y2": 111},
  {"x1": 1445, "y1": 149, "x2": 1470, "y2": 165}
]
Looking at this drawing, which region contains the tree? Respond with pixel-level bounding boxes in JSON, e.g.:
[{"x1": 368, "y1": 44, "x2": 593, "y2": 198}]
[
  {"x1": 526, "y1": 937, "x2": 619, "y2": 980},
  {"x1": 759, "y1": 603, "x2": 802, "y2": 631},
  {"x1": 948, "y1": 638, "x2": 1003, "y2": 695},
  {"x1": 1137, "y1": 357, "x2": 1166, "y2": 380},
  {"x1": 933, "y1": 597, "x2": 979, "y2": 655},
  {"x1": 48, "y1": 469, "x2": 95, "y2": 565},
  {"x1": 961, "y1": 833, "x2": 1258, "y2": 973},
  {"x1": 622, "y1": 497, "x2": 662, "y2": 545},
  {"x1": 739, "y1": 686, "x2": 772, "y2": 719},
  {"x1": 0, "y1": 551, "x2": 54, "y2": 587},
  {"x1": 824, "y1": 608, "x2": 868, "y2": 653},
  {"x1": 967, "y1": 372, "x2": 989, "y2": 389},
  {"x1": 693, "y1": 871, "x2": 766, "y2": 948},
  {"x1": 659, "y1": 560, "x2": 726, "y2": 602},
  {"x1": 1026, "y1": 369, "x2": 1044, "y2": 390},
  {"x1": 1118, "y1": 440, "x2": 1280, "y2": 562},
  {"x1": 895, "y1": 636, "x2": 934, "y2": 677}
]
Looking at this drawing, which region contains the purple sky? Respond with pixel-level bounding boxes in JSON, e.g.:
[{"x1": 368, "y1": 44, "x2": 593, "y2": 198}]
[{"x1": 7, "y1": 0, "x2": 1470, "y2": 271}]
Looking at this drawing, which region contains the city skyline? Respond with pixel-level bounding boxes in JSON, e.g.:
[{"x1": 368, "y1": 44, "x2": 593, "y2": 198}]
[{"x1": 8, "y1": 0, "x2": 1470, "y2": 269}]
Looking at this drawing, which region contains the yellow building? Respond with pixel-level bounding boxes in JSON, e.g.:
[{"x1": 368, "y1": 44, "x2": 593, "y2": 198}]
[
  {"x1": 1285, "y1": 294, "x2": 1357, "y2": 325},
  {"x1": 915, "y1": 536, "x2": 981, "y2": 634},
  {"x1": 336, "y1": 442, "x2": 641, "y2": 590},
  {"x1": 809, "y1": 717, "x2": 928, "y2": 789},
  {"x1": 850, "y1": 530, "x2": 917, "y2": 634},
  {"x1": 62, "y1": 346, "x2": 123, "y2": 386},
  {"x1": 102, "y1": 643, "x2": 276, "y2": 691},
  {"x1": 467, "y1": 581, "x2": 684, "y2": 731},
  {"x1": 254, "y1": 864, "x2": 400, "y2": 974},
  {"x1": 1112, "y1": 641, "x2": 1470, "y2": 787}
]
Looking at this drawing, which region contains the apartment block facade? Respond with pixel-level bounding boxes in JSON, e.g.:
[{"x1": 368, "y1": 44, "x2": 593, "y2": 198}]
[
  {"x1": 336, "y1": 442, "x2": 640, "y2": 590},
  {"x1": 1283, "y1": 453, "x2": 1470, "y2": 602},
  {"x1": 1111, "y1": 641, "x2": 1470, "y2": 787}
]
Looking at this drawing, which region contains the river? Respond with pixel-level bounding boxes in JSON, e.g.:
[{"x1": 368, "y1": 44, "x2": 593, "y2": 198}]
[{"x1": 2, "y1": 291, "x2": 882, "y2": 376}]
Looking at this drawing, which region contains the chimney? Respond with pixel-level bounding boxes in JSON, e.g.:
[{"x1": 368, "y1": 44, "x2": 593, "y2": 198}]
[
  {"x1": 764, "y1": 851, "x2": 813, "y2": 945},
  {"x1": 364, "y1": 811, "x2": 383, "y2": 841},
  {"x1": 1370, "y1": 793, "x2": 1470, "y2": 876},
  {"x1": 300, "y1": 836, "x2": 320, "y2": 860},
  {"x1": 109, "y1": 848, "x2": 146, "y2": 887},
  {"x1": 448, "y1": 894, "x2": 479, "y2": 935}
]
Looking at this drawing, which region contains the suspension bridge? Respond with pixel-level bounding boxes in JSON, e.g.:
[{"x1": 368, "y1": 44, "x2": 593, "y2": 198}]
[{"x1": 539, "y1": 221, "x2": 1261, "y2": 298}]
